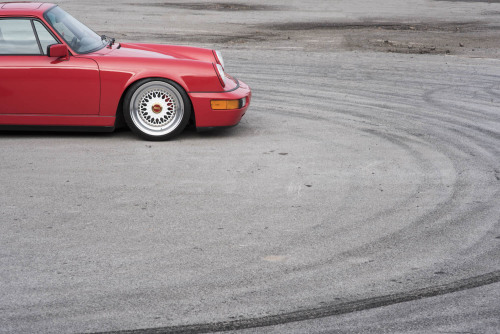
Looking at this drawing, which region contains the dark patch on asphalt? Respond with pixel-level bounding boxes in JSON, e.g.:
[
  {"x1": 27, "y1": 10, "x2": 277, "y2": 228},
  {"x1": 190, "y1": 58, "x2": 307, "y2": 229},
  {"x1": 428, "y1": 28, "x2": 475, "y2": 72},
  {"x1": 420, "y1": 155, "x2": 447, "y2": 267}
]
[
  {"x1": 93, "y1": 270, "x2": 500, "y2": 334},
  {"x1": 213, "y1": 33, "x2": 272, "y2": 44},
  {"x1": 266, "y1": 21, "x2": 489, "y2": 32},
  {"x1": 482, "y1": 10, "x2": 500, "y2": 15},
  {"x1": 134, "y1": 2, "x2": 280, "y2": 11},
  {"x1": 372, "y1": 40, "x2": 447, "y2": 55},
  {"x1": 494, "y1": 169, "x2": 500, "y2": 181},
  {"x1": 115, "y1": 30, "x2": 274, "y2": 45},
  {"x1": 259, "y1": 20, "x2": 500, "y2": 55}
]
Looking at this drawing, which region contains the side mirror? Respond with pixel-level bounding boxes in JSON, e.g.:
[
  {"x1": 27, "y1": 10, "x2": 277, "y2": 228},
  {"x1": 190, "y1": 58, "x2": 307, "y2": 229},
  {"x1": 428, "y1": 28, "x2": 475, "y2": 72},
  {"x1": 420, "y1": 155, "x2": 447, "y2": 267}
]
[{"x1": 47, "y1": 44, "x2": 69, "y2": 59}]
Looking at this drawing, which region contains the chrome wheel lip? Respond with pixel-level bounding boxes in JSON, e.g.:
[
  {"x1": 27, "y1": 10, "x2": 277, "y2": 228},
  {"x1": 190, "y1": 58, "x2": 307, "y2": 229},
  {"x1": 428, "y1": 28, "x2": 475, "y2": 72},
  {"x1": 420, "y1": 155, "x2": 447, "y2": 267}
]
[{"x1": 129, "y1": 81, "x2": 184, "y2": 136}]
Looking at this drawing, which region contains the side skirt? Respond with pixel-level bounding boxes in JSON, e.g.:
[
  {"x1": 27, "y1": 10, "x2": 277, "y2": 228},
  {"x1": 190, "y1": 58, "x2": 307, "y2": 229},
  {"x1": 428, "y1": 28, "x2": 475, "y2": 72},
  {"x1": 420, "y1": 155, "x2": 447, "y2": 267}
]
[{"x1": 0, "y1": 125, "x2": 115, "y2": 133}]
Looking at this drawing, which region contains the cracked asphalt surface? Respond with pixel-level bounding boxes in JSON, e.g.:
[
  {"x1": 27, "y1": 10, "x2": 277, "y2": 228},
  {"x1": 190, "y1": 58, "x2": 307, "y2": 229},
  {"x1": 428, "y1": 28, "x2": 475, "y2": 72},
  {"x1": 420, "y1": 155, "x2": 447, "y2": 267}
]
[{"x1": 1, "y1": 1, "x2": 499, "y2": 333}]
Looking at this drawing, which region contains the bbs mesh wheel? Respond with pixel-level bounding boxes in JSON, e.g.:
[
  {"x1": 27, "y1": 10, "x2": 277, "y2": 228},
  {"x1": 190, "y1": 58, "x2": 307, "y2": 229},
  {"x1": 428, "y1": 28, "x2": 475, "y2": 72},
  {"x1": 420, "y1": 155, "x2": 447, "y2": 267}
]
[{"x1": 123, "y1": 79, "x2": 191, "y2": 141}]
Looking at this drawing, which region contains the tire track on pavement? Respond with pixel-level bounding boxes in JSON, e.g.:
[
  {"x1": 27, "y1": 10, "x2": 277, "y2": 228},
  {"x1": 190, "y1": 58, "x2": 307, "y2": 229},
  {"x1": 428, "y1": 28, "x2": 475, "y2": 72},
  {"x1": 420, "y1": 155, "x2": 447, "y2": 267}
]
[{"x1": 95, "y1": 270, "x2": 500, "y2": 334}]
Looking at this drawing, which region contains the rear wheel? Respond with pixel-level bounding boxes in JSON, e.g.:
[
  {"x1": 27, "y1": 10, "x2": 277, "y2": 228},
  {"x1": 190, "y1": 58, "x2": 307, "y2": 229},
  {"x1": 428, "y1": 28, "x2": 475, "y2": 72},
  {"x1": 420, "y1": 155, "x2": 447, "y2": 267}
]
[{"x1": 123, "y1": 79, "x2": 191, "y2": 141}]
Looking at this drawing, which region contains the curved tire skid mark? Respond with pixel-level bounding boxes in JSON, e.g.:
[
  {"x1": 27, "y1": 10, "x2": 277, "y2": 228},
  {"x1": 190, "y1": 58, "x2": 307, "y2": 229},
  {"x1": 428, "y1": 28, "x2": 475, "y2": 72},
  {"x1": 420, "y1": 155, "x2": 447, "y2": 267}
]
[
  {"x1": 94, "y1": 270, "x2": 500, "y2": 334},
  {"x1": 287, "y1": 128, "x2": 458, "y2": 273},
  {"x1": 251, "y1": 82, "x2": 488, "y2": 276},
  {"x1": 104, "y1": 66, "x2": 498, "y2": 334}
]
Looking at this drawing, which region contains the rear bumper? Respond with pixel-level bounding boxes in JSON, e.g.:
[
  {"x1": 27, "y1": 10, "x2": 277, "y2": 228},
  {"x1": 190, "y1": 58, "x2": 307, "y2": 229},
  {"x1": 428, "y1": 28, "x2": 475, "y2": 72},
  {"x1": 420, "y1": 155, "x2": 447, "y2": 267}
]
[{"x1": 189, "y1": 78, "x2": 251, "y2": 128}]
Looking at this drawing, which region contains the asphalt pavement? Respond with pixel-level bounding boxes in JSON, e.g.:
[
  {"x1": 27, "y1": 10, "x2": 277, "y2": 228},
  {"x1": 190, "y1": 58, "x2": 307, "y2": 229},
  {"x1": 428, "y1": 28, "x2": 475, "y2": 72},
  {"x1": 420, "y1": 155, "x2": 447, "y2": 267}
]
[{"x1": 1, "y1": 1, "x2": 499, "y2": 333}]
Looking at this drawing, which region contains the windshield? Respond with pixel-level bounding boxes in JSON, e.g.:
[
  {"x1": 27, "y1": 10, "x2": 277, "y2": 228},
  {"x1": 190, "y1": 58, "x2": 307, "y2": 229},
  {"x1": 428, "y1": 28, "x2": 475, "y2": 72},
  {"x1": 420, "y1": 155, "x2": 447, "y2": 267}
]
[{"x1": 44, "y1": 6, "x2": 105, "y2": 54}]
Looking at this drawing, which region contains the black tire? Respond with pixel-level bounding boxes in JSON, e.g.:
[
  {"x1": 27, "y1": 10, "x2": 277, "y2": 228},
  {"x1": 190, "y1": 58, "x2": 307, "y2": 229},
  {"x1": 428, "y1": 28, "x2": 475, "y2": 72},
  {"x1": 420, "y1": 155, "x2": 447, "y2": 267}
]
[{"x1": 123, "y1": 78, "x2": 192, "y2": 141}]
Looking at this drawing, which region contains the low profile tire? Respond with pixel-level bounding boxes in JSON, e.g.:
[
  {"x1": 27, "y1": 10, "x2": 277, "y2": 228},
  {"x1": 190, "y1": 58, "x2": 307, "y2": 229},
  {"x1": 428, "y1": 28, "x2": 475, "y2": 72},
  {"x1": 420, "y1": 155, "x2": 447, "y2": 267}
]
[{"x1": 123, "y1": 79, "x2": 192, "y2": 141}]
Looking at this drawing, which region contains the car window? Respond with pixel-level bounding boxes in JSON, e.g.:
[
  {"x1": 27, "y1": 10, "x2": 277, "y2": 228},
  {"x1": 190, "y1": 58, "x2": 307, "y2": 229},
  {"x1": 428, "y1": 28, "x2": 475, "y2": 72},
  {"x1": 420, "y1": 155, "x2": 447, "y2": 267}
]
[
  {"x1": 33, "y1": 21, "x2": 58, "y2": 55},
  {"x1": 0, "y1": 19, "x2": 41, "y2": 55}
]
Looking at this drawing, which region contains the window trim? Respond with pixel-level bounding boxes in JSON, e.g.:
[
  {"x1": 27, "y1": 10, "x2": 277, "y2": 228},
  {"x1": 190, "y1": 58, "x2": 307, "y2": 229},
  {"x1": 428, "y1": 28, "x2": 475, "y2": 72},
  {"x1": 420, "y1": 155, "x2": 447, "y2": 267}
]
[
  {"x1": 32, "y1": 19, "x2": 62, "y2": 55},
  {"x1": 31, "y1": 19, "x2": 43, "y2": 54}
]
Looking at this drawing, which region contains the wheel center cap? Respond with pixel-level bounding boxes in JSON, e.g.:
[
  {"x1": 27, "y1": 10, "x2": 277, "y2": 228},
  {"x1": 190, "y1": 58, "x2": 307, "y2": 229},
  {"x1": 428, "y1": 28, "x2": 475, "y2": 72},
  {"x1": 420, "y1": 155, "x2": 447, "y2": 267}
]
[{"x1": 152, "y1": 104, "x2": 163, "y2": 114}]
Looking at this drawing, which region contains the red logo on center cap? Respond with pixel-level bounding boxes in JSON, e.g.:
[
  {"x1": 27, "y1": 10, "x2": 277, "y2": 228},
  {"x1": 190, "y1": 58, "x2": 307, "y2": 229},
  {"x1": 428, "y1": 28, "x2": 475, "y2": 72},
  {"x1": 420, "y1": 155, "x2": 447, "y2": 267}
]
[{"x1": 152, "y1": 104, "x2": 163, "y2": 114}]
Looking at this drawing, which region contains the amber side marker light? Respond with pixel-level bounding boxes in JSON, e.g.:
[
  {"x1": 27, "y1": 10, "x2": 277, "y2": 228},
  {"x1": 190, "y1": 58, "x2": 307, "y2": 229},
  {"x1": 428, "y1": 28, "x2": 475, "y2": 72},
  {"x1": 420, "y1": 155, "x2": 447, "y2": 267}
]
[{"x1": 211, "y1": 98, "x2": 245, "y2": 110}]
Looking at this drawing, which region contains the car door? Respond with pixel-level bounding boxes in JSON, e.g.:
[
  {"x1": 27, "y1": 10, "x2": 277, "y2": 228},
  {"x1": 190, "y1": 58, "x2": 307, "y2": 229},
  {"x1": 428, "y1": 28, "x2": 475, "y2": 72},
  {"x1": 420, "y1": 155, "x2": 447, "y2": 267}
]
[{"x1": 0, "y1": 18, "x2": 100, "y2": 116}]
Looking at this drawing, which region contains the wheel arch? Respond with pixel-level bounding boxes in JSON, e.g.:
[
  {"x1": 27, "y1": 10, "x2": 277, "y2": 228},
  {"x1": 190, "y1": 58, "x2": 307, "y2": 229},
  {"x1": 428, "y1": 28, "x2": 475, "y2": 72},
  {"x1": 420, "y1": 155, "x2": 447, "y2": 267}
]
[{"x1": 115, "y1": 76, "x2": 196, "y2": 128}]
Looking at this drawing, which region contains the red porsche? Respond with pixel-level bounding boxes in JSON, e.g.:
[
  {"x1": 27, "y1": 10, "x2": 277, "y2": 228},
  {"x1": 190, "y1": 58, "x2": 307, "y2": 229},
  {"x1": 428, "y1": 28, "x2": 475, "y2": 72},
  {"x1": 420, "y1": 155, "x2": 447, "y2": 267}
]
[{"x1": 0, "y1": 2, "x2": 251, "y2": 140}]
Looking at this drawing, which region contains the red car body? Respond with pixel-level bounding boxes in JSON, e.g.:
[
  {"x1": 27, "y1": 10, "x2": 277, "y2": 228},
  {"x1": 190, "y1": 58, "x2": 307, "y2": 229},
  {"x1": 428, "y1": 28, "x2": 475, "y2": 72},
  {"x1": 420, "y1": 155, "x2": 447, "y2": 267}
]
[{"x1": 0, "y1": 2, "x2": 251, "y2": 139}]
